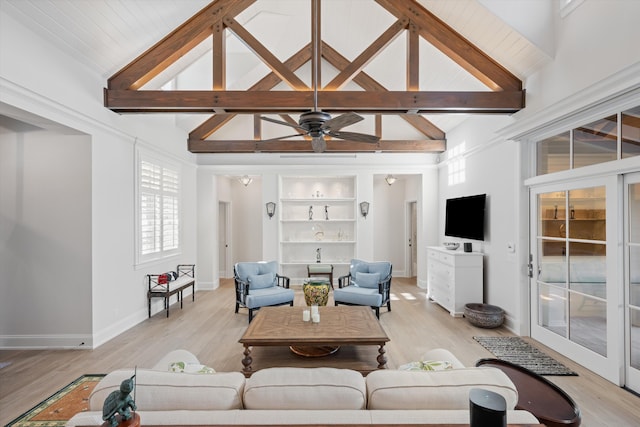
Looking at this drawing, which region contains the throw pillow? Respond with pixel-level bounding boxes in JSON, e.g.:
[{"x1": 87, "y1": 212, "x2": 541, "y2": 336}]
[
  {"x1": 397, "y1": 360, "x2": 453, "y2": 371},
  {"x1": 248, "y1": 272, "x2": 275, "y2": 290},
  {"x1": 355, "y1": 271, "x2": 380, "y2": 289},
  {"x1": 169, "y1": 361, "x2": 216, "y2": 374},
  {"x1": 157, "y1": 274, "x2": 168, "y2": 285}
]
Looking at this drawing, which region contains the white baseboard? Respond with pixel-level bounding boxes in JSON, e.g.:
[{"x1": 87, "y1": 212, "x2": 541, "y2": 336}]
[{"x1": 0, "y1": 333, "x2": 93, "y2": 349}]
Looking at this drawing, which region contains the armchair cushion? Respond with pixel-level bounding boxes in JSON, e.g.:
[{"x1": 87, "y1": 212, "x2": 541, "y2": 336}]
[
  {"x1": 355, "y1": 272, "x2": 380, "y2": 289},
  {"x1": 333, "y1": 286, "x2": 383, "y2": 307},
  {"x1": 236, "y1": 261, "x2": 278, "y2": 283},
  {"x1": 248, "y1": 272, "x2": 276, "y2": 290},
  {"x1": 246, "y1": 287, "x2": 295, "y2": 309}
]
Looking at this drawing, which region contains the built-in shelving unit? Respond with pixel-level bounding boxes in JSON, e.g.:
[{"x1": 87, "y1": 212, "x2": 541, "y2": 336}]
[{"x1": 280, "y1": 176, "x2": 356, "y2": 284}]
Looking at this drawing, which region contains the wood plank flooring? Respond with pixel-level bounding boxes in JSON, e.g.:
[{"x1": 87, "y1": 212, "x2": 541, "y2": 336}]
[{"x1": 1, "y1": 278, "x2": 639, "y2": 426}]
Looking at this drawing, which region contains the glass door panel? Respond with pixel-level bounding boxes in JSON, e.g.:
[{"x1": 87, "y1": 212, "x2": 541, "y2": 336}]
[
  {"x1": 531, "y1": 179, "x2": 620, "y2": 384},
  {"x1": 626, "y1": 178, "x2": 640, "y2": 392}
]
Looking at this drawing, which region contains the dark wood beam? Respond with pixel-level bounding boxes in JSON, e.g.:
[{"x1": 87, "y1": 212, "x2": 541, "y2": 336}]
[
  {"x1": 189, "y1": 44, "x2": 312, "y2": 141},
  {"x1": 108, "y1": 0, "x2": 254, "y2": 90},
  {"x1": 324, "y1": 18, "x2": 409, "y2": 91},
  {"x1": 407, "y1": 20, "x2": 420, "y2": 91},
  {"x1": 223, "y1": 16, "x2": 308, "y2": 90},
  {"x1": 188, "y1": 138, "x2": 445, "y2": 153},
  {"x1": 106, "y1": 89, "x2": 524, "y2": 114},
  {"x1": 322, "y1": 42, "x2": 445, "y2": 140},
  {"x1": 212, "y1": 19, "x2": 225, "y2": 90},
  {"x1": 375, "y1": 0, "x2": 521, "y2": 91}
]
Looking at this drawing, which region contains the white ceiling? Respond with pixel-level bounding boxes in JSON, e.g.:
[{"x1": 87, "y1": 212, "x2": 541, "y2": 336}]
[{"x1": 1, "y1": 0, "x2": 553, "y2": 135}]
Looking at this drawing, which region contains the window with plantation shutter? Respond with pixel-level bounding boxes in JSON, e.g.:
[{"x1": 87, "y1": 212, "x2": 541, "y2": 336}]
[{"x1": 138, "y1": 155, "x2": 180, "y2": 263}]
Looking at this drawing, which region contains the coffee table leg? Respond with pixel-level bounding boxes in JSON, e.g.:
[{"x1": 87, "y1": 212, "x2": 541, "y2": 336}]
[
  {"x1": 242, "y1": 344, "x2": 253, "y2": 375},
  {"x1": 377, "y1": 343, "x2": 387, "y2": 368}
]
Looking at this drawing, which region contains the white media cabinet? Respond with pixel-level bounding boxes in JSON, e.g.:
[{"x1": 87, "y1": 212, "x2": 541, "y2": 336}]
[{"x1": 427, "y1": 246, "x2": 484, "y2": 317}]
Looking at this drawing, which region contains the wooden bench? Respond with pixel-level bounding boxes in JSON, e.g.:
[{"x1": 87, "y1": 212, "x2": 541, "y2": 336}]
[{"x1": 147, "y1": 264, "x2": 195, "y2": 318}]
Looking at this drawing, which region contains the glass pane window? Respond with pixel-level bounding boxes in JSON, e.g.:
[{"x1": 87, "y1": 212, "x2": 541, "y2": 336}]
[
  {"x1": 568, "y1": 186, "x2": 606, "y2": 242},
  {"x1": 138, "y1": 156, "x2": 180, "y2": 262},
  {"x1": 538, "y1": 283, "x2": 568, "y2": 338},
  {"x1": 569, "y1": 293, "x2": 607, "y2": 356},
  {"x1": 573, "y1": 115, "x2": 618, "y2": 168},
  {"x1": 622, "y1": 106, "x2": 640, "y2": 159},
  {"x1": 537, "y1": 132, "x2": 570, "y2": 175}
]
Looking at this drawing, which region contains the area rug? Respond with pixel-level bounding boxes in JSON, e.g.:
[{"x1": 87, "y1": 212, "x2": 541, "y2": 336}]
[
  {"x1": 6, "y1": 374, "x2": 105, "y2": 427},
  {"x1": 474, "y1": 336, "x2": 578, "y2": 376}
]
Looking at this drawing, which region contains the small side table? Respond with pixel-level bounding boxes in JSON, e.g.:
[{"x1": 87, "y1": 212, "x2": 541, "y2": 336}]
[{"x1": 308, "y1": 264, "x2": 334, "y2": 289}]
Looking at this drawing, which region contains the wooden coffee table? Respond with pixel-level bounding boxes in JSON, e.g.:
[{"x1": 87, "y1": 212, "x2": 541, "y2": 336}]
[{"x1": 239, "y1": 306, "x2": 390, "y2": 376}]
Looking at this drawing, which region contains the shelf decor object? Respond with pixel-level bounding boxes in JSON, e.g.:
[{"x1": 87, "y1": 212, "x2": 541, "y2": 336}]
[
  {"x1": 360, "y1": 201, "x2": 370, "y2": 218},
  {"x1": 266, "y1": 202, "x2": 276, "y2": 219}
]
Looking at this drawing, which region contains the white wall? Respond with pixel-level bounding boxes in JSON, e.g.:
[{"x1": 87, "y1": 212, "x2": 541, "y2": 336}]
[
  {"x1": 0, "y1": 10, "x2": 198, "y2": 348},
  {"x1": 440, "y1": 0, "x2": 640, "y2": 334},
  {"x1": 0, "y1": 129, "x2": 92, "y2": 347}
]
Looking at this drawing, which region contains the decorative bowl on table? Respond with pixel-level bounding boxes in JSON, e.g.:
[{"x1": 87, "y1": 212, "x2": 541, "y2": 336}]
[
  {"x1": 442, "y1": 242, "x2": 460, "y2": 250},
  {"x1": 464, "y1": 303, "x2": 505, "y2": 328}
]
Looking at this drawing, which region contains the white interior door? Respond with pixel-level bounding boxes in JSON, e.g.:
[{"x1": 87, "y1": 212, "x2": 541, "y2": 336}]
[
  {"x1": 218, "y1": 201, "x2": 231, "y2": 278},
  {"x1": 624, "y1": 172, "x2": 640, "y2": 393},
  {"x1": 529, "y1": 176, "x2": 623, "y2": 384}
]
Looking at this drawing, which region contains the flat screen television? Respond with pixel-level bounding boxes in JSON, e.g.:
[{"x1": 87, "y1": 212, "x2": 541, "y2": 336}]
[{"x1": 444, "y1": 194, "x2": 486, "y2": 241}]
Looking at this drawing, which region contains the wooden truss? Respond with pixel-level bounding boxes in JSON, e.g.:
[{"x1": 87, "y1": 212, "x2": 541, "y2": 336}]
[{"x1": 104, "y1": 0, "x2": 525, "y2": 153}]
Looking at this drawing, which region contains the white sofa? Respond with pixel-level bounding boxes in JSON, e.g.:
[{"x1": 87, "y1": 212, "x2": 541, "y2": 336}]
[{"x1": 66, "y1": 349, "x2": 539, "y2": 426}]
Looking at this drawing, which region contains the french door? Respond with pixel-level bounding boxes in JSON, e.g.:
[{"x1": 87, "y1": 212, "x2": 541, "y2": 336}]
[
  {"x1": 530, "y1": 176, "x2": 623, "y2": 384},
  {"x1": 625, "y1": 173, "x2": 640, "y2": 392}
]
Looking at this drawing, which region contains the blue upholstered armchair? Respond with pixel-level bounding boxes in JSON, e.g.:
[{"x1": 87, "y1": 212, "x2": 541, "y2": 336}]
[
  {"x1": 234, "y1": 261, "x2": 294, "y2": 322},
  {"x1": 333, "y1": 259, "x2": 392, "y2": 319}
]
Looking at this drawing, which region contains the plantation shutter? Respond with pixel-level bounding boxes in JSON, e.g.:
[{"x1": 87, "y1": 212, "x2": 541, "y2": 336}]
[{"x1": 139, "y1": 158, "x2": 180, "y2": 258}]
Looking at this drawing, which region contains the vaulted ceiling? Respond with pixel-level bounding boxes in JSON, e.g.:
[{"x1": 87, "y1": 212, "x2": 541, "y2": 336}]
[{"x1": 2, "y1": 0, "x2": 555, "y2": 153}]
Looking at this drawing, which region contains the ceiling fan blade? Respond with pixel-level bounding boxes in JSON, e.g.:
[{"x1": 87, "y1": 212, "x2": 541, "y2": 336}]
[
  {"x1": 322, "y1": 112, "x2": 364, "y2": 131},
  {"x1": 311, "y1": 136, "x2": 327, "y2": 153},
  {"x1": 261, "y1": 116, "x2": 305, "y2": 131},
  {"x1": 261, "y1": 133, "x2": 306, "y2": 142},
  {"x1": 326, "y1": 130, "x2": 380, "y2": 143}
]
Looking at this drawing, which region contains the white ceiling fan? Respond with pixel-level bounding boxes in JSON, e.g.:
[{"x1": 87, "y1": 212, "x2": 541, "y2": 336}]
[{"x1": 260, "y1": 1, "x2": 380, "y2": 153}]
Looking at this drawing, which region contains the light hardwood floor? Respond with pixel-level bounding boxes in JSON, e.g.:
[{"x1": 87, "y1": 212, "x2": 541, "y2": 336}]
[{"x1": 1, "y1": 278, "x2": 639, "y2": 426}]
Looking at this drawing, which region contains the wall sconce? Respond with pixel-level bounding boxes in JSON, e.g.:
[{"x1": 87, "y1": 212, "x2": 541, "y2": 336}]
[
  {"x1": 359, "y1": 201, "x2": 370, "y2": 219},
  {"x1": 266, "y1": 202, "x2": 276, "y2": 219},
  {"x1": 239, "y1": 175, "x2": 253, "y2": 187},
  {"x1": 385, "y1": 174, "x2": 397, "y2": 185}
]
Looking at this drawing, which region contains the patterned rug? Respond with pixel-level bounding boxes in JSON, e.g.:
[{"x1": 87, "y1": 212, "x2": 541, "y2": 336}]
[
  {"x1": 6, "y1": 374, "x2": 105, "y2": 427},
  {"x1": 474, "y1": 336, "x2": 578, "y2": 376}
]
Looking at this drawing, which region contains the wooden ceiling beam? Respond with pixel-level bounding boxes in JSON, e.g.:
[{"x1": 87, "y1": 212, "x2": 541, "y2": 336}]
[
  {"x1": 324, "y1": 18, "x2": 409, "y2": 91},
  {"x1": 407, "y1": 20, "x2": 420, "y2": 91},
  {"x1": 106, "y1": 89, "x2": 524, "y2": 113},
  {"x1": 321, "y1": 42, "x2": 444, "y2": 140},
  {"x1": 189, "y1": 44, "x2": 312, "y2": 140},
  {"x1": 223, "y1": 16, "x2": 309, "y2": 90},
  {"x1": 108, "y1": 0, "x2": 254, "y2": 90},
  {"x1": 188, "y1": 138, "x2": 445, "y2": 153},
  {"x1": 375, "y1": 0, "x2": 521, "y2": 91}
]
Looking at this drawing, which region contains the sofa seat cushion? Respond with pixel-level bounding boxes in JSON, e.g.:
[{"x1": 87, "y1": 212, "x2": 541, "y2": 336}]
[
  {"x1": 366, "y1": 367, "x2": 518, "y2": 410},
  {"x1": 333, "y1": 286, "x2": 383, "y2": 307},
  {"x1": 245, "y1": 287, "x2": 294, "y2": 309},
  {"x1": 243, "y1": 367, "x2": 367, "y2": 410},
  {"x1": 89, "y1": 369, "x2": 245, "y2": 411}
]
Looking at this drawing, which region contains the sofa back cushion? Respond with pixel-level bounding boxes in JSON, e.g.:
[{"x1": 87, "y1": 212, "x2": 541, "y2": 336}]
[
  {"x1": 243, "y1": 367, "x2": 367, "y2": 410},
  {"x1": 90, "y1": 369, "x2": 245, "y2": 411},
  {"x1": 365, "y1": 368, "x2": 518, "y2": 410},
  {"x1": 349, "y1": 259, "x2": 391, "y2": 282}
]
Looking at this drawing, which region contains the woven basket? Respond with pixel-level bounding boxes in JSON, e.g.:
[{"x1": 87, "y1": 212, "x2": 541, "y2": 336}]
[{"x1": 464, "y1": 303, "x2": 505, "y2": 328}]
